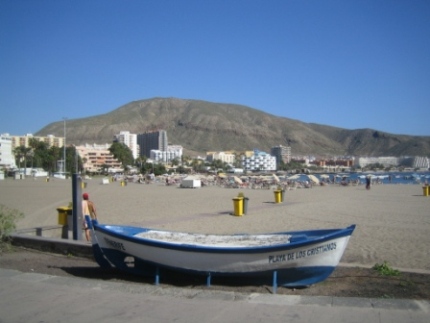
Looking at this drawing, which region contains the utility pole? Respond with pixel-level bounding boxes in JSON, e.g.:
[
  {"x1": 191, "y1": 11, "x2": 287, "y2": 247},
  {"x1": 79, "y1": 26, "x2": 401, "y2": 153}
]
[{"x1": 63, "y1": 117, "x2": 67, "y2": 175}]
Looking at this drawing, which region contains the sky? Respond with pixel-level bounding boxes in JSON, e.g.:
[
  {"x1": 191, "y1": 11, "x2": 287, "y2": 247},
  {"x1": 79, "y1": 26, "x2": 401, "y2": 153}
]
[{"x1": 1, "y1": 0, "x2": 429, "y2": 137}]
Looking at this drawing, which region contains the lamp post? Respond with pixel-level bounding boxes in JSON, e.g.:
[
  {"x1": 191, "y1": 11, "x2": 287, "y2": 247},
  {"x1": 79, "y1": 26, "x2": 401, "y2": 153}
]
[{"x1": 63, "y1": 117, "x2": 67, "y2": 175}]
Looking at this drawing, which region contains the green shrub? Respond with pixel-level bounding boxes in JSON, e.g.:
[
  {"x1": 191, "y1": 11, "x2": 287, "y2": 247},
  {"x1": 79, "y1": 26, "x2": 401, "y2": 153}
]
[
  {"x1": 0, "y1": 204, "x2": 24, "y2": 248},
  {"x1": 373, "y1": 261, "x2": 401, "y2": 276}
]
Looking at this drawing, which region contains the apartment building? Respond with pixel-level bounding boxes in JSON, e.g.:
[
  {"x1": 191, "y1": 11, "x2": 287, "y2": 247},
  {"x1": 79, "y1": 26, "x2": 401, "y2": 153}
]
[
  {"x1": 241, "y1": 149, "x2": 277, "y2": 172},
  {"x1": 75, "y1": 144, "x2": 122, "y2": 173},
  {"x1": 355, "y1": 156, "x2": 399, "y2": 168},
  {"x1": 150, "y1": 145, "x2": 183, "y2": 163},
  {"x1": 114, "y1": 131, "x2": 139, "y2": 159},
  {"x1": 206, "y1": 151, "x2": 235, "y2": 164},
  {"x1": 137, "y1": 130, "x2": 168, "y2": 158},
  {"x1": 413, "y1": 156, "x2": 430, "y2": 169},
  {"x1": 0, "y1": 133, "x2": 16, "y2": 168},
  {"x1": 270, "y1": 145, "x2": 291, "y2": 166},
  {"x1": 10, "y1": 133, "x2": 65, "y2": 149}
]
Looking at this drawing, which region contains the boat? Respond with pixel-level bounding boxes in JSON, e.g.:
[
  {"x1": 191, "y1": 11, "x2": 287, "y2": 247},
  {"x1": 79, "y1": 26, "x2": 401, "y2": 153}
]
[
  {"x1": 87, "y1": 218, "x2": 355, "y2": 288},
  {"x1": 53, "y1": 172, "x2": 67, "y2": 179}
]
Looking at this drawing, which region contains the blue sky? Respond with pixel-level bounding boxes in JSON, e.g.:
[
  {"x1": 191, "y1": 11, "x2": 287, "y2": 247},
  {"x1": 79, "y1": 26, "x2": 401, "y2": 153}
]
[{"x1": 1, "y1": 0, "x2": 429, "y2": 137}]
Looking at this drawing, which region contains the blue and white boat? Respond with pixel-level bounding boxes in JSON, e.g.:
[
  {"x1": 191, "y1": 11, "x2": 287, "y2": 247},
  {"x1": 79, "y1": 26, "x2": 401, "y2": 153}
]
[{"x1": 88, "y1": 218, "x2": 355, "y2": 288}]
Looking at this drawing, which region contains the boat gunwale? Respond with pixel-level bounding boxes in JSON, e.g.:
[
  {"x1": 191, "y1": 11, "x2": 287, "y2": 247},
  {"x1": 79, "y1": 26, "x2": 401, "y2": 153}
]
[{"x1": 94, "y1": 224, "x2": 356, "y2": 254}]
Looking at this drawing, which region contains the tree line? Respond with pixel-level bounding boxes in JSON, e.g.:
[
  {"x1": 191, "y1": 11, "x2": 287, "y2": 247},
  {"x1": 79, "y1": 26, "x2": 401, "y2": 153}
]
[{"x1": 12, "y1": 138, "x2": 83, "y2": 174}]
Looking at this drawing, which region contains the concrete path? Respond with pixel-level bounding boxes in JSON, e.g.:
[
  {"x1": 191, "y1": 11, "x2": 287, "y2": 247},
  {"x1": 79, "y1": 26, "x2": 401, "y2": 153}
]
[{"x1": 1, "y1": 268, "x2": 429, "y2": 323}]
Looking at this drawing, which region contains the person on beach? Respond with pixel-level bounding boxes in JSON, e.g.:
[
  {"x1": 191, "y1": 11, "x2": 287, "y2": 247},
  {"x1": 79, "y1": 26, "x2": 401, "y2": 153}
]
[
  {"x1": 82, "y1": 192, "x2": 97, "y2": 241},
  {"x1": 365, "y1": 176, "x2": 371, "y2": 190}
]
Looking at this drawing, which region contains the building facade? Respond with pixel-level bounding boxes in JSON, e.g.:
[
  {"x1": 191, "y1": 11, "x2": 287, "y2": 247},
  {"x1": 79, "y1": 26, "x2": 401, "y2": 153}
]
[
  {"x1": 355, "y1": 156, "x2": 399, "y2": 168},
  {"x1": 76, "y1": 144, "x2": 122, "y2": 173},
  {"x1": 270, "y1": 145, "x2": 291, "y2": 166},
  {"x1": 114, "y1": 131, "x2": 139, "y2": 160},
  {"x1": 241, "y1": 149, "x2": 277, "y2": 172},
  {"x1": 137, "y1": 130, "x2": 168, "y2": 158},
  {"x1": 412, "y1": 156, "x2": 430, "y2": 169},
  {"x1": 0, "y1": 133, "x2": 17, "y2": 168},
  {"x1": 206, "y1": 151, "x2": 236, "y2": 164},
  {"x1": 150, "y1": 145, "x2": 183, "y2": 163},
  {"x1": 11, "y1": 133, "x2": 64, "y2": 150}
]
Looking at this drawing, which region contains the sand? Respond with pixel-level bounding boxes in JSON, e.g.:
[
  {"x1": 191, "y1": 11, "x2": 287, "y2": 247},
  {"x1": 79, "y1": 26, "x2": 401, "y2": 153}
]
[{"x1": 1, "y1": 177, "x2": 429, "y2": 272}]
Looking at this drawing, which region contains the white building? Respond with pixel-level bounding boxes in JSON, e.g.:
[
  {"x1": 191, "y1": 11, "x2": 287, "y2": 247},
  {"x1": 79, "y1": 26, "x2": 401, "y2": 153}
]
[
  {"x1": 355, "y1": 156, "x2": 399, "y2": 168},
  {"x1": 150, "y1": 145, "x2": 183, "y2": 164},
  {"x1": 412, "y1": 156, "x2": 430, "y2": 169},
  {"x1": 114, "y1": 131, "x2": 139, "y2": 160},
  {"x1": 0, "y1": 133, "x2": 17, "y2": 169},
  {"x1": 241, "y1": 149, "x2": 277, "y2": 172}
]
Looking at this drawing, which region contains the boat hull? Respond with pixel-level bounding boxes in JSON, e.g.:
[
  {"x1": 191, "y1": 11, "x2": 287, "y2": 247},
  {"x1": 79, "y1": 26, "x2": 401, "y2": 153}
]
[{"x1": 91, "y1": 222, "x2": 355, "y2": 287}]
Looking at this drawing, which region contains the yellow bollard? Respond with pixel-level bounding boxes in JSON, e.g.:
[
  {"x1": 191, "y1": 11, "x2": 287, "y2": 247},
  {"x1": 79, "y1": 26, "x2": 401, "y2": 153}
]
[
  {"x1": 423, "y1": 186, "x2": 429, "y2": 197},
  {"x1": 237, "y1": 192, "x2": 249, "y2": 214},
  {"x1": 232, "y1": 197, "x2": 244, "y2": 216},
  {"x1": 280, "y1": 189, "x2": 285, "y2": 202},
  {"x1": 274, "y1": 190, "x2": 282, "y2": 203}
]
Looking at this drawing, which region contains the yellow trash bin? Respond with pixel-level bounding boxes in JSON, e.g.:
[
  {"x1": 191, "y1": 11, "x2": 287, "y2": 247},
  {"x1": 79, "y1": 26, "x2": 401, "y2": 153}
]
[
  {"x1": 232, "y1": 197, "x2": 244, "y2": 216},
  {"x1": 81, "y1": 182, "x2": 87, "y2": 189},
  {"x1": 57, "y1": 206, "x2": 72, "y2": 225},
  {"x1": 423, "y1": 186, "x2": 429, "y2": 197},
  {"x1": 274, "y1": 190, "x2": 282, "y2": 203}
]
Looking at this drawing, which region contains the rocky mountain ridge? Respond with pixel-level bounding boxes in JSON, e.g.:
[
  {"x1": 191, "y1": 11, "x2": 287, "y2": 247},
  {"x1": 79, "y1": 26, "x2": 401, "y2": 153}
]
[{"x1": 36, "y1": 98, "x2": 430, "y2": 157}]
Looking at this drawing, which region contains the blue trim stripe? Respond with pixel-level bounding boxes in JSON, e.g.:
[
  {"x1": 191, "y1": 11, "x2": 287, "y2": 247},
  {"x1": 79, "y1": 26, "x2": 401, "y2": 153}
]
[{"x1": 94, "y1": 224, "x2": 355, "y2": 254}]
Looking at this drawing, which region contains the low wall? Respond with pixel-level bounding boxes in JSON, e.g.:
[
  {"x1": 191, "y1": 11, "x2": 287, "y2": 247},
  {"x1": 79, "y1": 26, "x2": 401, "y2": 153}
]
[
  {"x1": 15, "y1": 225, "x2": 68, "y2": 238},
  {"x1": 10, "y1": 231, "x2": 93, "y2": 259}
]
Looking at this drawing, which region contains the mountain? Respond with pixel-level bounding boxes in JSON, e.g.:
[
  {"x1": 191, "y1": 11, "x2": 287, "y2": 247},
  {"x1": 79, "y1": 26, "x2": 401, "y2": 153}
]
[{"x1": 36, "y1": 97, "x2": 430, "y2": 157}]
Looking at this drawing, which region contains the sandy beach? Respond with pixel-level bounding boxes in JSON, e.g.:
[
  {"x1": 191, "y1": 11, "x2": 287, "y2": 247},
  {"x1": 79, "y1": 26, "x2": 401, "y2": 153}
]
[{"x1": 1, "y1": 177, "x2": 429, "y2": 272}]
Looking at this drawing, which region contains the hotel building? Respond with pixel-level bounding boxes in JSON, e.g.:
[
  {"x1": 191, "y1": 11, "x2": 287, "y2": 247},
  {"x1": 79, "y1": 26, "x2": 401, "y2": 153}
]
[{"x1": 75, "y1": 144, "x2": 122, "y2": 173}]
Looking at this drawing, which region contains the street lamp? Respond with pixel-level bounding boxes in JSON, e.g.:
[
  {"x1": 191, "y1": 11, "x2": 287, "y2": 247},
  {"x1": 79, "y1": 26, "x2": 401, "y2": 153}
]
[{"x1": 63, "y1": 117, "x2": 67, "y2": 174}]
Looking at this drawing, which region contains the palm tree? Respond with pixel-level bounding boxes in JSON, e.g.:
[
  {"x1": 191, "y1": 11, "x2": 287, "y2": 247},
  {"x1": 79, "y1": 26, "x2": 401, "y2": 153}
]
[
  {"x1": 181, "y1": 155, "x2": 192, "y2": 166},
  {"x1": 233, "y1": 152, "x2": 245, "y2": 168},
  {"x1": 48, "y1": 146, "x2": 62, "y2": 173},
  {"x1": 13, "y1": 146, "x2": 32, "y2": 173}
]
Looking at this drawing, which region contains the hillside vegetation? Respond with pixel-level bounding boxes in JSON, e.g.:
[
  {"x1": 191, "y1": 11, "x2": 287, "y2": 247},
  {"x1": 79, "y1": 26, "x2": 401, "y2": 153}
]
[{"x1": 36, "y1": 98, "x2": 430, "y2": 157}]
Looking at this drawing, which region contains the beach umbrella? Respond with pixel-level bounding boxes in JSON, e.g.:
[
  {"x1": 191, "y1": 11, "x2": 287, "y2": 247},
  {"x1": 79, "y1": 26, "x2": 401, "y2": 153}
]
[
  {"x1": 320, "y1": 174, "x2": 330, "y2": 179},
  {"x1": 307, "y1": 175, "x2": 320, "y2": 185},
  {"x1": 233, "y1": 176, "x2": 242, "y2": 184},
  {"x1": 272, "y1": 174, "x2": 280, "y2": 183},
  {"x1": 376, "y1": 175, "x2": 388, "y2": 179},
  {"x1": 287, "y1": 174, "x2": 300, "y2": 180}
]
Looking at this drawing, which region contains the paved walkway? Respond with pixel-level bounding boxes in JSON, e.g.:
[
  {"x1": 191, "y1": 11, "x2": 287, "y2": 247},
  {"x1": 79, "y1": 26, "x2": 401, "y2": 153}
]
[{"x1": 1, "y1": 268, "x2": 429, "y2": 323}]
